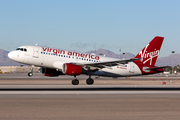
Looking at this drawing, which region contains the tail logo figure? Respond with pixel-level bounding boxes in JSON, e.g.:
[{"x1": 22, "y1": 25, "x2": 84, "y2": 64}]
[
  {"x1": 135, "y1": 36, "x2": 164, "y2": 66},
  {"x1": 138, "y1": 43, "x2": 160, "y2": 65}
]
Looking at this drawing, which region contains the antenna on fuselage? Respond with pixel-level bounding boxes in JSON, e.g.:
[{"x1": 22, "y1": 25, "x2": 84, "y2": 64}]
[{"x1": 35, "y1": 43, "x2": 38, "y2": 46}]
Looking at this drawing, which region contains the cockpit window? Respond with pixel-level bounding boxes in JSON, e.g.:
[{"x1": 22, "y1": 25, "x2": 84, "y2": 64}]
[{"x1": 16, "y1": 48, "x2": 27, "y2": 52}]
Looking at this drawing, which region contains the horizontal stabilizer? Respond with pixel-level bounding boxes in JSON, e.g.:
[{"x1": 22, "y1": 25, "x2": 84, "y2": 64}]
[{"x1": 145, "y1": 66, "x2": 171, "y2": 71}]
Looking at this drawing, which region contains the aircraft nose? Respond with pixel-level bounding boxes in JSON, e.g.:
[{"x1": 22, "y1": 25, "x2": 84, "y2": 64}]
[{"x1": 8, "y1": 52, "x2": 14, "y2": 60}]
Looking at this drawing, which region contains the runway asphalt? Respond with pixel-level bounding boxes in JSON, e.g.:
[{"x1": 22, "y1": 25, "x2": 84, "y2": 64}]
[
  {"x1": 1, "y1": 73, "x2": 180, "y2": 97},
  {"x1": 1, "y1": 73, "x2": 180, "y2": 120}
]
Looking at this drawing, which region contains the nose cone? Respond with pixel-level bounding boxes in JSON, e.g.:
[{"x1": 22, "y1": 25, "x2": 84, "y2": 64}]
[
  {"x1": 8, "y1": 52, "x2": 14, "y2": 60},
  {"x1": 8, "y1": 51, "x2": 23, "y2": 63}
]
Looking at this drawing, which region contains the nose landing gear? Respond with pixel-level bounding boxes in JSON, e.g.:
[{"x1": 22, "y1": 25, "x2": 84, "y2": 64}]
[
  {"x1": 28, "y1": 72, "x2": 33, "y2": 77},
  {"x1": 28, "y1": 65, "x2": 34, "y2": 77}
]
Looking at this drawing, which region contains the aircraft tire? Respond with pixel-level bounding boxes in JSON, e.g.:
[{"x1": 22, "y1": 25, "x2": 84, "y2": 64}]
[
  {"x1": 86, "y1": 78, "x2": 94, "y2": 85},
  {"x1": 72, "y1": 79, "x2": 79, "y2": 85},
  {"x1": 28, "y1": 72, "x2": 33, "y2": 77}
]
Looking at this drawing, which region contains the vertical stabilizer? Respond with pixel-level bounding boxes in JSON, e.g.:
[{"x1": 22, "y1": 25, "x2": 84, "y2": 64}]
[{"x1": 135, "y1": 36, "x2": 164, "y2": 66}]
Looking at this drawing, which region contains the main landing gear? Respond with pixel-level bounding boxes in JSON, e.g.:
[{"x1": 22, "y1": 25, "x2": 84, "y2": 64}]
[
  {"x1": 72, "y1": 79, "x2": 79, "y2": 85},
  {"x1": 86, "y1": 74, "x2": 94, "y2": 85},
  {"x1": 72, "y1": 75, "x2": 79, "y2": 85},
  {"x1": 28, "y1": 65, "x2": 34, "y2": 77},
  {"x1": 86, "y1": 78, "x2": 94, "y2": 85},
  {"x1": 71, "y1": 75, "x2": 94, "y2": 85}
]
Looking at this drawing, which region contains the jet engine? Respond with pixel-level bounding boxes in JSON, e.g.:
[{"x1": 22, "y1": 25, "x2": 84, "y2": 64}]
[
  {"x1": 42, "y1": 68, "x2": 64, "y2": 77},
  {"x1": 62, "y1": 63, "x2": 82, "y2": 75}
]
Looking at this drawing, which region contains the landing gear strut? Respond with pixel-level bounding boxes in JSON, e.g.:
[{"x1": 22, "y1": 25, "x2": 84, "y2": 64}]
[
  {"x1": 72, "y1": 75, "x2": 79, "y2": 85},
  {"x1": 28, "y1": 65, "x2": 34, "y2": 77}
]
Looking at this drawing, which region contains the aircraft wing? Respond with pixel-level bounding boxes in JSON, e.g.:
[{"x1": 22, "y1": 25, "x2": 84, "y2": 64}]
[{"x1": 73, "y1": 58, "x2": 139, "y2": 70}]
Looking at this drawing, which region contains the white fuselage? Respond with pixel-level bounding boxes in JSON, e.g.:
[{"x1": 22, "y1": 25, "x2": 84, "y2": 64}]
[{"x1": 8, "y1": 45, "x2": 142, "y2": 77}]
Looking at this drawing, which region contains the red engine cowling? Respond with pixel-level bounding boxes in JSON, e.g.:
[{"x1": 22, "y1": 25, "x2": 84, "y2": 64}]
[
  {"x1": 62, "y1": 63, "x2": 82, "y2": 75},
  {"x1": 42, "y1": 68, "x2": 64, "y2": 77}
]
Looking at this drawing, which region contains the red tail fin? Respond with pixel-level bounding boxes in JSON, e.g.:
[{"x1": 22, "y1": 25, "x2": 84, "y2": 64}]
[{"x1": 135, "y1": 36, "x2": 164, "y2": 66}]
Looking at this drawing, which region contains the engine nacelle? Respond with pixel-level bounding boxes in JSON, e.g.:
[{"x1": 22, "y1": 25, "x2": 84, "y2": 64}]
[
  {"x1": 42, "y1": 68, "x2": 64, "y2": 77},
  {"x1": 62, "y1": 63, "x2": 82, "y2": 75}
]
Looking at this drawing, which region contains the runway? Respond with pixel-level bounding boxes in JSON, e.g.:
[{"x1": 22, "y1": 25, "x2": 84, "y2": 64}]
[
  {"x1": 1, "y1": 73, "x2": 180, "y2": 120},
  {"x1": 1, "y1": 73, "x2": 180, "y2": 98}
]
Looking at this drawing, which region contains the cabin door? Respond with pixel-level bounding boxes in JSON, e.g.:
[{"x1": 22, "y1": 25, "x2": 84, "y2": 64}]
[{"x1": 33, "y1": 47, "x2": 39, "y2": 58}]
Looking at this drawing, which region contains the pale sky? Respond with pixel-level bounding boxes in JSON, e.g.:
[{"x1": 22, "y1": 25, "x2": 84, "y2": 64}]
[{"x1": 1, "y1": 0, "x2": 180, "y2": 57}]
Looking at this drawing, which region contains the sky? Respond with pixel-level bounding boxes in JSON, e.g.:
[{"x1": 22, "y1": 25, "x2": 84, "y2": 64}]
[{"x1": 0, "y1": 0, "x2": 180, "y2": 57}]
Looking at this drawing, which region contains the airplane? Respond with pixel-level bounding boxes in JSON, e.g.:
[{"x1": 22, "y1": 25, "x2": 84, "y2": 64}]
[{"x1": 8, "y1": 36, "x2": 165, "y2": 85}]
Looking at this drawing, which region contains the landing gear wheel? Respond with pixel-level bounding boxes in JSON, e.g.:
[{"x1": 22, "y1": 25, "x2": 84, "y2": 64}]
[
  {"x1": 72, "y1": 79, "x2": 79, "y2": 85},
  {"x1": 28, "y1": 72, "x2": 33, "y2": 77},
  {"x1": 86, "y1": 78, "x2": 94, "y2": 85}
]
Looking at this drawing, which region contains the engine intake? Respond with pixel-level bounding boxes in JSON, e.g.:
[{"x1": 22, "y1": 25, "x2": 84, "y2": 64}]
[{"x1": 62, "y1": 63, "x2": 82, "y2": 75}]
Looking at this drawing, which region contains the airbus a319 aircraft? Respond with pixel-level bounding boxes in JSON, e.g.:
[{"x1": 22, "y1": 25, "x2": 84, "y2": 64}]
[{"x1": 8, "y1": 36, "x2": 165, "y2": 85}]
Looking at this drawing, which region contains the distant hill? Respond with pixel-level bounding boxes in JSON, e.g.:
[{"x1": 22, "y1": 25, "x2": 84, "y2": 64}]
[
  {"x1": 0, "y1": 48, "x2": 179, "y2": 67},
  {"x1": 86, "y1": 48, "x2": 135, "y2": 59},
  {"x1": 156, "y1": 53, "x2": 180, "y2": 66}
]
